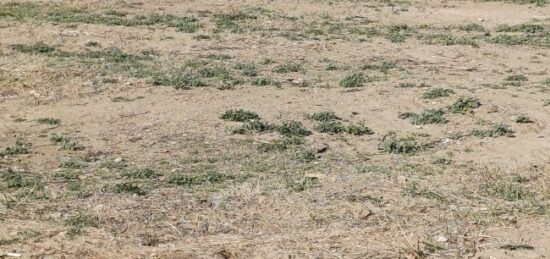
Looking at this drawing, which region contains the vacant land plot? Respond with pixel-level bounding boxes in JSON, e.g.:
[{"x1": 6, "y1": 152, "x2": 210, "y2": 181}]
[{"x1": 0, "y1": 0, "x2": 549, "y2": 258}]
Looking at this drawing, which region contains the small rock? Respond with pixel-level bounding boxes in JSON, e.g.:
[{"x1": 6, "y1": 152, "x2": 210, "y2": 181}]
[
  {"x1": 436, "y1": 235, "x2": 448, "y2": 242},
  {"x1": 114, "y1": 157, "x2": 123, "y2": 163}
]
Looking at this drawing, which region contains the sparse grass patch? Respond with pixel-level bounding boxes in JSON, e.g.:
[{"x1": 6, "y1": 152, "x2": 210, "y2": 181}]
[
  {"x1": 251, "y1": 77, "x2": 280, "y2": 86},
  {"x1": 152, "y1": 68, "x2": 206, "y2": 89},
  {"x1": 232, "y1": 120, "x2": 273, "y2": 134},
  {"x1": 1, "y1": 139, "x2": 31, "y2": 156},
  {"x1": 398, "y1": 109, "x2": 447, "y2": 125},
  {"x1": 166, "y1": 170, "x2": 235, "y2": 187},
  {"x1": 257, "y1": 136, "x2": 304, "y2": 152},
  {"x1": 422, "y1": 88, "x2": 455, "y2": 99},
  {"x1": 378, "y1": 135, "x2": 430, "y2": 155},
  {"x1": 340, "y1": 72, "x2": 366, "y2": 88},
  {"x1": 120, "y1": 167, "x2": 158, "y2": 179},
  {"x1": 449, "y1": 97, "x2": 481, "y2": 114},
  {"x1": 472, "y1": 123, "x2": 515, "y2": 138},
  {"x1": 515, "y1": 115, "x2": 533, "y2": 123},
  {"x1": 37, "y1": 117, "x2": 61, "y2": 125},
  {"x1": 272, "y1": 62, "x2": 303, "y2": 73},
  {"x1": 114, "y1": 182, "x2": 146, "y2": 195},
  {"x1": 49, "y1": 133, "x2": 85, "y2": 151},
  {"x1": 220, "y1": 109, "x2": 260, "y2": 122},
  {"x1": 65, "y1": 212, "x2": 99, "y2": 236},
  {"x1": 504, "y1": 74, "x2": 528, "y2": 86},
  {"x1": 496, "y1": 23, "x2": 544, "y2": 34}
]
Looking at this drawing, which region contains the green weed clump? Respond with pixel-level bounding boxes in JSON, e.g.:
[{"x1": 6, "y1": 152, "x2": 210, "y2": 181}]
[
  {"x1": 422, "y1": 88, "x2": 455, "y2": 99},
  {"x1": 37, "y1": 117, "x2": 61, "y2": 125},
  {"x1": 272, "y1": 62, "x2": 303, "y2": 73},
  {"x1": 340, "y1": 72, "x2": 366, "y2": 88},
  {"x1": 378, "y1": 135, "x2": 430, "y2": 155},
  {"x1": 1, "y1": 139, "x2": 31, "y2": 156},
  {"x1": 307, "y1": 111, "x2": 340, "y2": 122},
  {"x1": 166, "y1": 170, "x2": 234, "y2": 187},
  {"x1": 232, "y1": 120, "x2": 272, "y2": 134},
  {"x1": 49, "y1": 133, "x2": 85, "y2": 151},
  {"x1": 449, "y1": 97, "x2": 481, "y2": 113},
  {"x1": 276, "y1": 121, "x2": 311, "y2": 137},
  {"x1": 220, "y1": 109, "x2": 260, "y2": 122},
  {"x1": 398, "y1": 109, "x2": 447, "y2": 125},
  {"x1": 472, "y1": 123, "x2": 515, "y2": 138}
]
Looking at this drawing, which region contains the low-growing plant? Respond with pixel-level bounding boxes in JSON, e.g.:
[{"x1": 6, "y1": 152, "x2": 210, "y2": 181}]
[
  {"x1": 449, "y1": 97, "x2": 481, "y2": 113},
  {"x1": 251, "y1": 77, "x2": 279, "y2": 86},
  {"x1": 220, "y1": 109, "x2": 260, "y2": 122},
  {"x1": 37, "y1": 117, "x2": 61, "y2": 125},
  {"x1": 120, "y1": 167, "x2": 158, "y2": 179},
  {"x1": 166, "y1": 170, "x2": 234, "y2": 187},
  {"x1": 114, "y1": 182, "x2": 146, "y2": 195},
  {"x1": 272, "y1": 62, "x2": 303, "y2": 73},
  {"x1": 1, "y1": 139, "x2": 31, "y2": 156},
  {"x1": 422, "y1": 88, "x2": 455, "y2": 99},
  {"x1": 378, "y1": 135, "x2": 430, "y2": 155},
  {"x1": 49, "y1": 133, "x2": 85, "y2": 151},
  {"x1": 340, "y1": 72, "x2": 366, "y2": 88},
  {"x1": 399, "y1": 109, "x2": 447, "y2": 125},
  {"x1": 472, "y1": 123, "x2": 515, "y2": 138},
  {"x1": 396, "y1": 82, "x2": 416, "y2": 88},
  {"x1": 257, "y1": 136, "x2": 304, "y2": 152},
  {"x1": 314, "y1": 120, "x2": 346, "y2": 134},
  {"x1": 232, "y1": 120, "x2": 272, "y2": 134},
  {"x1": 276, "y1": 121, "x2": 311, "y2": 137},
  {"x1": 346, "y1": 123, "x2": 374, "y2": 136},
  {"x1": 515, "y1": 115, "x2": 533, "y2": 123},
  {"x1": 65, "y1": 212, "x2": 99, "y2": 236},
  {"x1": 306, "y1": 111, "x2": 340, "y2": 122}
]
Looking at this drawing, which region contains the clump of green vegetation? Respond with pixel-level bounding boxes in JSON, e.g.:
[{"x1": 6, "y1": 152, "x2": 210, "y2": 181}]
[
  {"x1": 398, "y1": 109, "x2": 447, "y2": 125},
  {"x1": 386, "y1": 24, "x2": 413, "y2": 43},
  {"x1": 396, "y1": 82, "x2": 416, "y2": 88},
  {"x1": 232, "y1": 120, "x2": 272, "y2": 134},
  {"x1": 449, "y1": 97, "x2": 481, "y2": 114},
  {"x1": 346, "y1": 123, "x2": 374, "y2": 136},
  {"x1": 496, "y1": 23, "x2": 544, "y2": 34},
  {"x1": 60, "y1": 159, "x2": 88, "y2": 169},
  {"x1": 504, "y1": 74, "x2": 528, "y2": 86},
  {"x1": 422, "y1": 88, "x2": 455, "y2": 99},
  {"x1": 378, "y1": 135, "x2": 430, "y2": 155},
  {"x1": 212, "y1": 10, "x2": 255, "y2": 33},
  {"x1": 472, "y1": 123, "x2": 515, "y2": 138},
  {"x1": 276, "y1": 121, "x2": 311, "y2": 137},
  {"x1": 1, "y1": 169, "x2": 41, "y2": 189},
  {"x1": 234, "y1": 62, "x2": 257, "y2": 77},
  {"x1": 515, "y1": 115, "x2": 533, "y2": 123},
  {"x1": 340, "y1": 72, "x2": 366, "y2": 88},
  {"x1": 362, "y1": 60, "x2": 397, "y2": 74},
  {"x1": 544, "y1": 99, "x2": 550, "y2": 106},
  {"x1": 220, "y1": 109, "x2": 260, "y2": 122},
  {"x1": 1, "y1": 139, "x2": 31, "y2": 156},
  {"x1": 457, "y1": 23, "x2": 485, "y2": 32},
  {"x1": 49, "y1": 133, "x2": 85, "y2": 151},
  {"x1": 306, "y1": 111, "x2": 340, "y2": 122},
  {"x1": 65, "y1": 212, "x2": 99, "y2": 236},
  {"x1": 152, "y1": 69, "x2": 206, "y2": 89},
  {"x1": 314, "y1": 121, "x2": 346, "y2": 134},
  {"x1": 10, "y1": 41, "x2": 56, "y2": 54},
  {"x1": 114, "y1": 182, "x2": 146, "y2": 195},
  {"x1": 286, "y1": 175, "x2": 319, "y2": 192},
  {"x1": 418, "y1": 33, "x2": 479, "y2": 46},
  {"x1": 37, "y1": 117, "x2": 61, "y2": 125},
  {"x1": 120, "y1": 167, "x2": 158, "y2": 179},
  {"x1": 251, "y1": 77, "x2": 280, "y2": 86},
  {"x1": 166, "y1": 170, "x2": 234, "y2": 187},
  {"x1": 272, "y1": 62, "x2": 303, "y2": 73}
]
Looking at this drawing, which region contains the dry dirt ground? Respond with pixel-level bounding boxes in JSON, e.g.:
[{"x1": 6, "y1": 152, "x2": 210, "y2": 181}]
[{"x1": 0, "y1": 0, "x2": 549, "y2": 258}]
